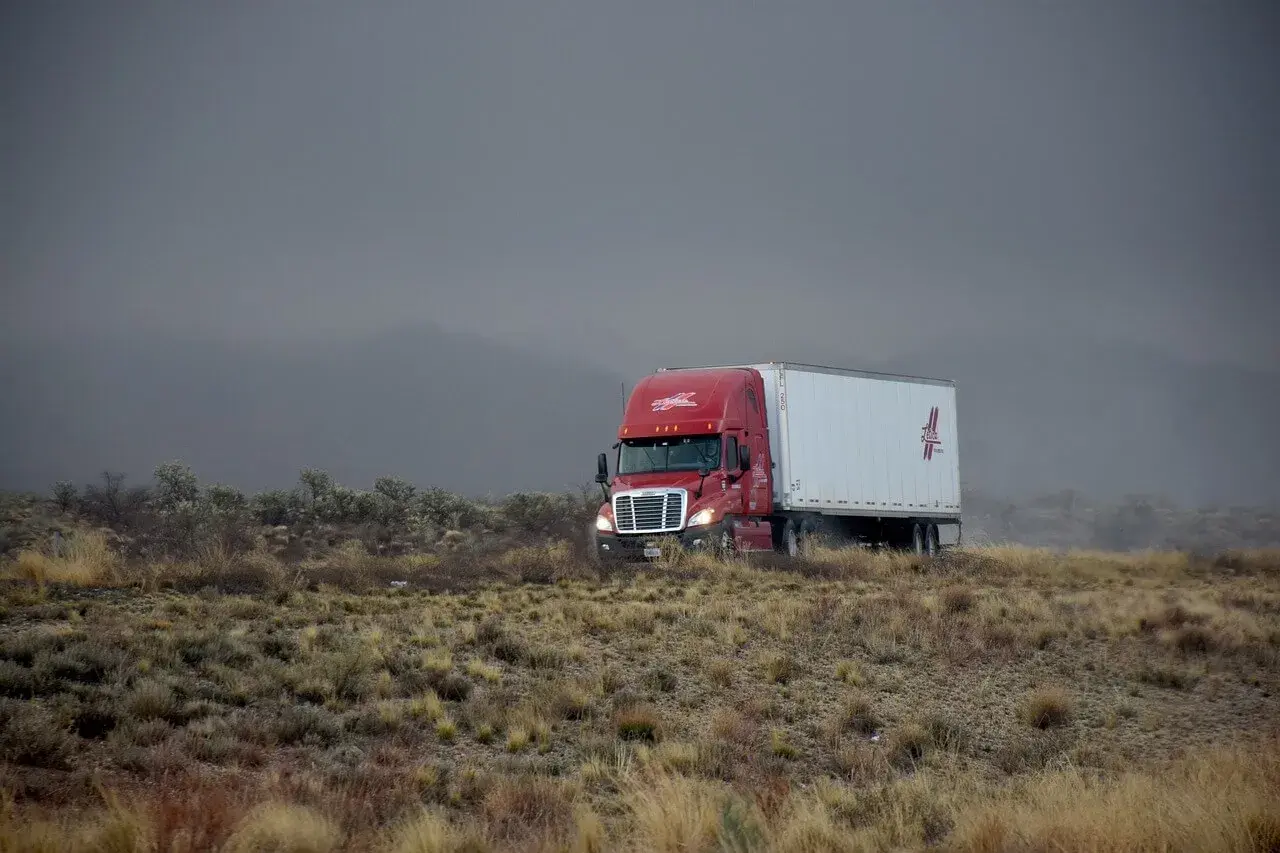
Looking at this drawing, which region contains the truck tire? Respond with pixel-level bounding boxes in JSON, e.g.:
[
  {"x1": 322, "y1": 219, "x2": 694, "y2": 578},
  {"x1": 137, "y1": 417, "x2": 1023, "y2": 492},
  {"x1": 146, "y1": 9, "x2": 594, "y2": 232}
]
[
  {"x1": 586, "y1": 525, "x2": 602, "y2": 566},
  {"x1": 910, "y1": 522, "x2": 925, "y2": 555}
]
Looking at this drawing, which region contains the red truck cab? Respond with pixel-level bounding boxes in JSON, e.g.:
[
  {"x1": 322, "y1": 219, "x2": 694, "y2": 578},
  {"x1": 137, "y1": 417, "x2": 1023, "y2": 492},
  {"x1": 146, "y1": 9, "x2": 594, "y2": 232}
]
[{"x1": 592, "y1": 366, "x2": 777, "y2": 560}]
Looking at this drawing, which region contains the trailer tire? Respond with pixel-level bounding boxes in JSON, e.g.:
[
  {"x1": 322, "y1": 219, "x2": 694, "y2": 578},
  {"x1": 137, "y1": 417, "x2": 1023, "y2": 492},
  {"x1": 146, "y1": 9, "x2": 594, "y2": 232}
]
[
  {"x1": 925, "y1": 523, "x2": 940, "y2": 556},
  {"x1": 798, "y1": 516, "x2": 823, "y2": 552},
  {"x1": 910, "y1": 522, "x2": 925, "y2": 555}
]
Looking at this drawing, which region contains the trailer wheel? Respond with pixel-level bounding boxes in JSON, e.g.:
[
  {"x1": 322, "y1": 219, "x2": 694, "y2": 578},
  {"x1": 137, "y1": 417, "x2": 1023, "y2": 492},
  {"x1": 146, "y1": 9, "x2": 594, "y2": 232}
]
[
  {"x1": 925, "y1": 524, "x2": 940, "y2": 556},
  {"x1": 910, "y1": 522, "x2": 925, "y2": 555}
]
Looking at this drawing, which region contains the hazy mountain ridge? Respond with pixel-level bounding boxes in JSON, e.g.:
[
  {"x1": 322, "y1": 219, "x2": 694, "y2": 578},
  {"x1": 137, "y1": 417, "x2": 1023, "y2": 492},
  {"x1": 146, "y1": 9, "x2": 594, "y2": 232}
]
[
  {"x1": 606, "y1": 334, "x2": 1279, "y2": 508},
  {"x1": 872, "y1": 335, "x2": 1280, "y2": 508},
  {"x1": 3, "y1": 329, "x2": 1277, "y2": 509},
  {"x1": 0, "y1": 326, "x2": 626, "y2": 497}
]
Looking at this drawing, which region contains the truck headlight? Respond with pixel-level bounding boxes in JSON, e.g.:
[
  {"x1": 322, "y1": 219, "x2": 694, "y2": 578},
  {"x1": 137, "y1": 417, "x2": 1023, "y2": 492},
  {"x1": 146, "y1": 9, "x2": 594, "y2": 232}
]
[
  {"x1": 595, "y1": 513, "x2": 614, "y2": 532},
  {"x1": 687, "y1": 507, "x2": 716, "y2": 527}
]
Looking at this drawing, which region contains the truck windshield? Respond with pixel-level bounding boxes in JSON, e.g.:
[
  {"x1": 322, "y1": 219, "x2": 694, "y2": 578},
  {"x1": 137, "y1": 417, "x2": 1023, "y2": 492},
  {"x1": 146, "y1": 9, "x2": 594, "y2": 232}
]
[{"x1": 618, "y1": 436, "x2": 722, "y2": 475}]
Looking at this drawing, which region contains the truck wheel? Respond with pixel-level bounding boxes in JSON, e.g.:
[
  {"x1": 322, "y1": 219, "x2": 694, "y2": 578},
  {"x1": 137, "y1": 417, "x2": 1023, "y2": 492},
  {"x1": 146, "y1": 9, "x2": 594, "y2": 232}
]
[{"x1": 910, "y1": 523, "x2": 925, "y2": 555}]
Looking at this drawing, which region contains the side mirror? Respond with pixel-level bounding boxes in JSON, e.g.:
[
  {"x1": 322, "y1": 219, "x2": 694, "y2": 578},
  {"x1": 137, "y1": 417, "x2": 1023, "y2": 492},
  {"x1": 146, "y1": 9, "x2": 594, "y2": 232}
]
[
  {"x1": 739, "y1": 445, "x2": 751, "y2": 471},
  {"x1": 595, "y1": 452, "x2": 609, "y2": 484}
]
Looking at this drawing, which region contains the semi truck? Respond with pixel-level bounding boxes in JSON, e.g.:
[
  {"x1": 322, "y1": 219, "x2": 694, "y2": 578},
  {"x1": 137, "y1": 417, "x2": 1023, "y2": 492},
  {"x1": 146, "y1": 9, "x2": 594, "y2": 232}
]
[{"x1": 590, "y1": 362, "x2": 961, "y2": 560}]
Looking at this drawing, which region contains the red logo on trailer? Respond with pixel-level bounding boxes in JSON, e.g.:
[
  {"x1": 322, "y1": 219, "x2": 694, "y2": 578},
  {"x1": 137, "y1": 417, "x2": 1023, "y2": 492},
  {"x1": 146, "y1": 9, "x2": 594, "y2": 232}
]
[
  {"x1": 650, "y1": 392, "x2": 698, "y2": 412},
  {"x1": 921, "y1": 407, "x2": 942, "y2": 460}
]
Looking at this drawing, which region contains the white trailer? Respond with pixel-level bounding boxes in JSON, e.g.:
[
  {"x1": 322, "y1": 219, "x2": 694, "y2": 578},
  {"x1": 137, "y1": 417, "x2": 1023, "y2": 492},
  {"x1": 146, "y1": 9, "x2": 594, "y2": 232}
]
[{"x1": 734, "y1": 362, "x2": 961, "y2": 551}]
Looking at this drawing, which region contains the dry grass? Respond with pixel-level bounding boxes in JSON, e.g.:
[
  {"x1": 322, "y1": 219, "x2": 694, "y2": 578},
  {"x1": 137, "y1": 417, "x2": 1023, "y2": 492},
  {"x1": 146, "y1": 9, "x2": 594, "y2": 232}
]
[
  {"x1": 223, "y1": 802, "x2": 342, "y2": 853},
  {"x1": 946, "y1": 739, "x2": 1280, "y2": 853},
  {"x1": 1, "y1": 542, "x2": 1278, "y2": 850},
  {"x1": 1020, "y1": 685, "x2": 1074, "y2": 730},
  {"x1": 6, "y1": 530, "x2": 121, "y2": 587}
]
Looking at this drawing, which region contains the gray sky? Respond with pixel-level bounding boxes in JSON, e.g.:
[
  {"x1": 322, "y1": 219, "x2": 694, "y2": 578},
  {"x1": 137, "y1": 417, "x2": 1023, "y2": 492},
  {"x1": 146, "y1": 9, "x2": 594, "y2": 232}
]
[
  {"x1": 2, "y1": 1, "x2": 1279, "y2": 505},
  {"x1": 4, "y1": 0, "x2": 1278, "y2": 371}
]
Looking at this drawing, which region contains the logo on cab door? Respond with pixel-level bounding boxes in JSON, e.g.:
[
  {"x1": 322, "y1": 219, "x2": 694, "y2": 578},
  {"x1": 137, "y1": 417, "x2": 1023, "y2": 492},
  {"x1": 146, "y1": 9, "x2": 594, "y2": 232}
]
[
  {"x1": 921, "y1": 407, "x2": 943, "y2": 460},
  {"x1": 650, "y1": 392, "x2": 698, "y2": 412}
]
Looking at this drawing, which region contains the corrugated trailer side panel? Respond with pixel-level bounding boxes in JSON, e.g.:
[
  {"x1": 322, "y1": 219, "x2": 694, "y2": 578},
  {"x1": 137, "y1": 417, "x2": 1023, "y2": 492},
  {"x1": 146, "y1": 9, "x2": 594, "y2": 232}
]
[{"x1": 770, "y1": 365, "x2": 959, "y2": 518}]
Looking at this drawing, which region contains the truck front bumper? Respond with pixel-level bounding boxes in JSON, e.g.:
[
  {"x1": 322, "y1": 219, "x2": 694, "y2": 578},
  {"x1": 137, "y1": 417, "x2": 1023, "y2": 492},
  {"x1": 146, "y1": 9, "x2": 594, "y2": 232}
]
[{"x1": 593, "y1": 523, "x2": 728, "y2": 562}]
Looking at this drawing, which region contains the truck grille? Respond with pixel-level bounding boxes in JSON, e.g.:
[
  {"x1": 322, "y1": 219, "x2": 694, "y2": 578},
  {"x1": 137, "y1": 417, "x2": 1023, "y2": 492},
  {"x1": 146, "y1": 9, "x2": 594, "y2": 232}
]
[{"x1": 612, "y1": 490, "x2": 687, "y2": 534}]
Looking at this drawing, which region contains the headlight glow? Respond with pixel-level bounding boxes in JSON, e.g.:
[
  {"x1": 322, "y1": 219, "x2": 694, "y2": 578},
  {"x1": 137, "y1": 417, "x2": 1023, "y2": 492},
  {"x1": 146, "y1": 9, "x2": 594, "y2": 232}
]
[
  {"x1": 687, "y1": 507, "x2": 716, "y2": 527},
  {"x1": 595, "y1": 513, "x2": 614, "y2": 532}
]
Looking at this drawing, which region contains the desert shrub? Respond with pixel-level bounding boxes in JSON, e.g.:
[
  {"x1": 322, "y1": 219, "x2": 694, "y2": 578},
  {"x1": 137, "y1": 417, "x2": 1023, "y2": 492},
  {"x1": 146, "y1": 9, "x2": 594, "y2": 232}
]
[
  {"x1": 313, "y1": 485, "x2": 385, "y2": 526},
  {"x1": 482, "y1": 776, "x2": 577, "y2": 841},
  {"x1": 1020, "y1": 686, "x2": 1074, "y2": 729},
  {"x1": 499, "y1": 541, "x2": 577, "y2": 584},
  {"x1": 498, "y1": 491, "x2": 585, "y2": 536},
  {"x1": 887, "y1": 723, "x2": 931, "y2": 768},
  {"x1": 299, "y1": 468, "x2": 335, "y2": 505},
  {"x1": 941, "y1": 584, "x2": 976, "y2": 614},
  {"x1": 0, "y1": 701, "x2": 76, "y2": 769},
  {"x1": 51, "y1": 480, "x2": 78, "y2": 513},
  {"x1": 435, "y1": 673, "x2": 473, "y2": 702},
  {"x1": 616, "y1": 703, "x2": 662, "y2": 742},
  {"x1": 764, "y1": 653, "x2": 796, "y2": 684},
  {"x1": 202, "y1": 483, "x2": 254, "y2": 550},
  {"x1": 32, "y1": 642, "x2": 125, "y2": 685},
  {"x1": 828, "y1": 693, "x2": 881, "y2": 738},
  {"x1": 417, "y1": 487, "x2": 487, "y2": 530},
  {"x1": 373, "y1": 477, "x2": 417, "y2": 528},
  {"x1": 275, "y1": 706, "x2": 344, "y2": 747},
  {"x1": 154, "y1": 461, "x2": 200, "y2": 507},
  {"x1": 253, "y1": 489, "x2": 306, "y2": 527},
  {"x1": 80, "y1": 470, "x2": 150, "y2": 527},
  {"x1": 144, "y1": 462, "x2": 256, "y2": 558},
  {"x1": 0, "y1": 661, "x2": 35, "y2": 698},
  {"x1": 125, "y1": 679, "x2": 179, "y2": 722},
  {"x1": 374, "y1": 476, "x2": 417, "y2": 505}
]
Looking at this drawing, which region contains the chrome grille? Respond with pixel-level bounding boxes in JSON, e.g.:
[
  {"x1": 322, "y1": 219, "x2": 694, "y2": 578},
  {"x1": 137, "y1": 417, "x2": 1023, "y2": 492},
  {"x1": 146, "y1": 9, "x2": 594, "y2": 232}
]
[{"x1": 612, "y1": 490, "x2": 687, "y2": 534}]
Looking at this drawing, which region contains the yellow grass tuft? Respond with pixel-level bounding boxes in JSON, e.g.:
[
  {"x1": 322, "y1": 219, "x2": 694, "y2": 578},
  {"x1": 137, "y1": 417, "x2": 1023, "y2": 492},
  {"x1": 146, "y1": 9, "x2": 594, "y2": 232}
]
[
  {"x1": 1020, "y1": 685, "x2": 1074, "y2": 730},
  {"x1": 464, "y1": 658, "x2": 502, "y2": 684},
  {"x1": 380, "y1": 807, "x2": 464, "y2": 853},
  {"x1": 625, "y1": 773, "x2": 724, "y2": 853},
  {"x1": 947, "y1": 739, "x2": 1280, "y2": 853},
  {"x1": 9, "y1": 530, "x2": 120, "y2": 587},
  {"x1": 408, "y1": 691, "x2": 445, "y2": 722},
  {"x1": 223, "y1": 802, "x2": 342, "y2": 853}
]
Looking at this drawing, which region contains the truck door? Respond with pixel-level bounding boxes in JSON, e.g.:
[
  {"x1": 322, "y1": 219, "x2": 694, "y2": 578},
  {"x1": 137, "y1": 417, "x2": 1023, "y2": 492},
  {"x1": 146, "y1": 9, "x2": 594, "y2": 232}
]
[{"x1": 723, "y1": 433, "x2": 747, "y2": 515}]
